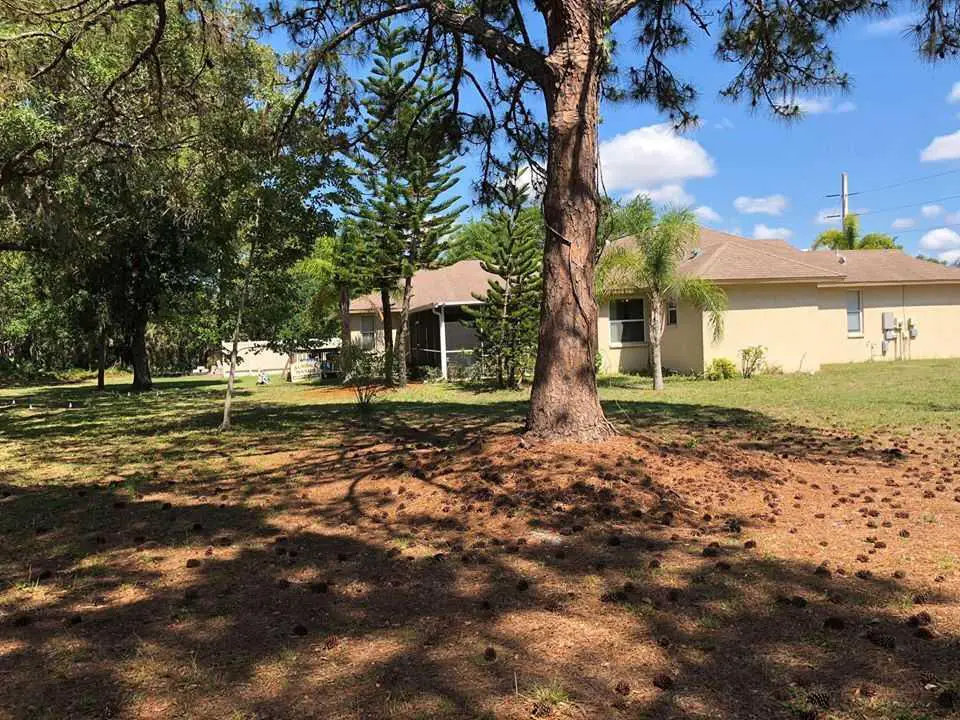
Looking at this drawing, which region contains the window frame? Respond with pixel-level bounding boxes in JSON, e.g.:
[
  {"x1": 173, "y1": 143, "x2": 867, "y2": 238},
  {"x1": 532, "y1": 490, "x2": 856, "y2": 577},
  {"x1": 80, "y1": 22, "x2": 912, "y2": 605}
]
[
  {"x1": 846, "y1": 290, "x2": 863, "y2": 338},
  {"x1": 609, "y1": 299, "x2": 646, "y2": 346},
  {"x1": 360, "y1": 315, "x2": 376, "y2": 350},
  {"x1": 667, "y1": 301, "x2": 678, "y2": 327}
]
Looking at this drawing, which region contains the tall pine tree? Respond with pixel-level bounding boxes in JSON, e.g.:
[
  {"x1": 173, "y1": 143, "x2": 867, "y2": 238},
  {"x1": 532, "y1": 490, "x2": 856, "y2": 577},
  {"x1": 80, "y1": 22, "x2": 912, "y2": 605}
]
[
  {"x1": 465, "y1": 174, "x2": 541, "y2": 389},
  {"x1": 354, "y1": 29, "x2": 464, "y2": 386}
]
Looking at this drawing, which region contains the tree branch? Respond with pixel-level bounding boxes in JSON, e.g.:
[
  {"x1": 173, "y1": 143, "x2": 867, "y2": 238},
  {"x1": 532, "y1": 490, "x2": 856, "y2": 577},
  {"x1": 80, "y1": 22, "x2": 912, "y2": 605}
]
[
  {"x1": 606, "y1": 0, "x2": 643, "y2": 24},
  {"x1": 426, "y1": 1, "x2": 550, "y2": 85}
]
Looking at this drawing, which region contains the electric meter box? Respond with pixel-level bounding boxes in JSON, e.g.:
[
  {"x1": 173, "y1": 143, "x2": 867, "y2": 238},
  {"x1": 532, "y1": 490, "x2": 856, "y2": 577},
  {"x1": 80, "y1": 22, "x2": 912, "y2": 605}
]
[{"x1": 882, "y1": 312, "x2": 897, "y2": 341}]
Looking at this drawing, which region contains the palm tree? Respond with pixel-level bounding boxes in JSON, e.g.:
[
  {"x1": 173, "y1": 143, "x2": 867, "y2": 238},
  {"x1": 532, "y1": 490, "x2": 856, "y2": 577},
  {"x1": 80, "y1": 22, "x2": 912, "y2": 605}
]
[
  {"x1": 596, "y1": 202, "x2": 726, "y2": 391},
  {"x1": 813, "y1": 214, "x2": 900, "y2": 251}
]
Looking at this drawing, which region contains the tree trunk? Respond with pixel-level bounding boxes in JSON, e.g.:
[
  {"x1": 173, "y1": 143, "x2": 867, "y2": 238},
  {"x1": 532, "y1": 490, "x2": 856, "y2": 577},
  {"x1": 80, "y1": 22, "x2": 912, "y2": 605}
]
[
  {"x1": 338, "y1": 283, "x2": 351, "y2": 377},
  {"x1": 130, "y1": 314, "x2": 152, "y2": 391},
  {"x1": 527, "y1": 7, "x2": 611, "y2": 440},
  {"x1": 221, "y1": 206, "x2": 259, "y2": 432},
  {"x1": 395, "y1": 276, "x2": 413, "y2": 388},
  {"x1": 380, "y1": 285, "x2": 395, "y2": 385},
  {"x1": 96, "y1": 327, "x2": 107, "y2": 391},
  {"x1": 650, "y1": 295, "x2": 666, "y2": 391}
]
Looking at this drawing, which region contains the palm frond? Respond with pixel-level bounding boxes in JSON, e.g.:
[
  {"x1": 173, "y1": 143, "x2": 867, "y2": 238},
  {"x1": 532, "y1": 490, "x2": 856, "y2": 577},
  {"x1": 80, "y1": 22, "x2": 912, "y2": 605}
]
[{"x1": 673, "y1": 275, "x2": 727, "y2": 342}]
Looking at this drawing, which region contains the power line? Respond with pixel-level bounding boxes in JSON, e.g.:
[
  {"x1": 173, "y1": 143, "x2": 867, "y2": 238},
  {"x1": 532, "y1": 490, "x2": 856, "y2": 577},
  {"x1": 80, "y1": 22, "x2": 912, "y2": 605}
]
[
  {"x1": 824, "y1": 167, "x2": 960, "y2": 198},
  {"x1": 822, "y1": 192, "x2": 960, "y2": 220}
]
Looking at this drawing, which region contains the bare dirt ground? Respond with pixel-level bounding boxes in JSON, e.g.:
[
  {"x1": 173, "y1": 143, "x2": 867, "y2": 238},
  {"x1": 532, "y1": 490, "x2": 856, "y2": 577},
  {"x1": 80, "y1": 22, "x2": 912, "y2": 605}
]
[{"x1": 0, "y1": 387, "x2": 958, "y2": 719}]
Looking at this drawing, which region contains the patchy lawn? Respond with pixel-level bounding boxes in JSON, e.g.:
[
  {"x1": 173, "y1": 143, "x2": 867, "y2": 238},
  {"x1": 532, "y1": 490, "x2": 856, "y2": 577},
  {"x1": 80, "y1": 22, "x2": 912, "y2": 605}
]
[{"x1": 0, "y1": 361, "x2": 958, "y2": 719}]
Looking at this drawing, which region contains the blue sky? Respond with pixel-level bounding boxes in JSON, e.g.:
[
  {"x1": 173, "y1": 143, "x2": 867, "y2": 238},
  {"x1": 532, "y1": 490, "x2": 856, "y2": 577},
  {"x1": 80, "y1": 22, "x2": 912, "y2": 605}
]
[
  {"x1": 588, "y1": 13, "x2": 960, "y2": 262},
  {"x1": 278, "y1": 8, "x2": 960, "y2": 262}
]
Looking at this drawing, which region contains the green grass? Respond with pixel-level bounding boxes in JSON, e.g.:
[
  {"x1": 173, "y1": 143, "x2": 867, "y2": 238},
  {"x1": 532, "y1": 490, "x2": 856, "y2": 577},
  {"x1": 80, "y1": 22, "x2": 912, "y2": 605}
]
[{"x1": 1, "y1": 359, "x2": 958, "y2": 487}]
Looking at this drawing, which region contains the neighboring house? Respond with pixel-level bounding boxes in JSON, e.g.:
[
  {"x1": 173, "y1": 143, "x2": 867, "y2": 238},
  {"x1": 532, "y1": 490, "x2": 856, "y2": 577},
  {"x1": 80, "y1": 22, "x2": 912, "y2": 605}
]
[
  {"x1": 217, "y1": 340, "x2": 341, "y2": 377},
  {"x1": 599, "y1": 229, "x2": 960, "y2": 374},
  {"x1": 349, "y1": 232, "x2": 960, "y2": 378},
  {"x1": 349, "y1": 260, "x2": 498, "y2": 378}
]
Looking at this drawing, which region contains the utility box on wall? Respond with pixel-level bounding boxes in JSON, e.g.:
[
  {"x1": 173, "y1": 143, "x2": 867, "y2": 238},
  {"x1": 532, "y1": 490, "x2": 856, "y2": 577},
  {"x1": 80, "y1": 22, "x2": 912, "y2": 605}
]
[{"x1": 882, "y1": 312, "x2": 897, "y2": 341}]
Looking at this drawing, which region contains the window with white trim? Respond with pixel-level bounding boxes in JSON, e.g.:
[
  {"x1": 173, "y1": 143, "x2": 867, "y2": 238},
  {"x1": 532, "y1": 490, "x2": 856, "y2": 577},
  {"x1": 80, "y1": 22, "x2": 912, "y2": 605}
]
[
  {"x1": 360, "y1": 316, "x2": 376, "y2": 349},
  {"x1": 610, "y1": 299, "x2": 645, "y2": 344},
  {"x1": 846, "y1": 291, "x2": 862, "y2": 336},
  {"x1": 667, "y1": 301, "x2": 678, "y2": 326}
]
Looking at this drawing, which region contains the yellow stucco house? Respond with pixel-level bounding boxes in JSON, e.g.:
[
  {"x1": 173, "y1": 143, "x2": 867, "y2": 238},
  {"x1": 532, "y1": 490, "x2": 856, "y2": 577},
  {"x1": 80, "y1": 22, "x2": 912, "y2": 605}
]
[
  {"x1": 349, "y1": 230, "x2": 960, "y2": 378},
  {"x1": 599, "y1": 229, "x2": 960, "y2": 374}
]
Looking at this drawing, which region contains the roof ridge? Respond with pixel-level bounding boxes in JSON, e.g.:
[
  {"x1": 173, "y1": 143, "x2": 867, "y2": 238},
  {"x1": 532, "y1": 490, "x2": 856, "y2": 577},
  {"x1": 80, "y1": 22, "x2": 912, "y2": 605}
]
[{"x1": 724, "y1": 237, "x2": 847, "y2": 277}]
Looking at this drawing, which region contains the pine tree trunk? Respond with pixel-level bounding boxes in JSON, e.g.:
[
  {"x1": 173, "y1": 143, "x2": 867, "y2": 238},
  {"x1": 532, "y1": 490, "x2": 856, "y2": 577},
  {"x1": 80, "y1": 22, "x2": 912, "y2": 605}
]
[
  {"x1": 380, "y1": 285, "x2": 395, "y2": 385},
  {"x1": 527, "y1": 5, "x2": 611, "y2": 440},
  {"x1": 650, "y1": 295, "x2": 666, "y2": 391},
  {"x1": 396, "y1": 276, "x2": 412, "y2": 388},
  {"x1": 498, "y1": 280, "x2": 510, "y2": 389},
  {"x1": 130, "y1": 313, "x2": 152, "y2": 391},
  {"x1": 339, "y1": 283, "x2": 351, "y2": 377},
  {"x1": 96, "y1": 327, "x2": 106, "y2": 391}
]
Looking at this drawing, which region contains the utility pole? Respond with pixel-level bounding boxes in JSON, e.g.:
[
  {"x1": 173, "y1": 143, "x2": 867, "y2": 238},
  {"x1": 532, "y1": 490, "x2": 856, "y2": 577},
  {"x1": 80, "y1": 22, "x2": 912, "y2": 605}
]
[{"x1": 840, "y1": 172, "x2": 849, "y2": 227}]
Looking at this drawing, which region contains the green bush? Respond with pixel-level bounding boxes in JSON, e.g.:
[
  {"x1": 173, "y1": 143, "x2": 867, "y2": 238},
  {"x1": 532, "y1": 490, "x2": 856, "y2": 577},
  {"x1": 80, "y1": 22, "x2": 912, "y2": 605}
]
[
  {"x1": 704, "y1": 357, "x2": 737, "y2": 381},
  {"x1": 738, "y1": 345, "x2": 767, "y2": 379},
  {"x1": 341, "y1": 343, "x2": 385, "y2": 414}
]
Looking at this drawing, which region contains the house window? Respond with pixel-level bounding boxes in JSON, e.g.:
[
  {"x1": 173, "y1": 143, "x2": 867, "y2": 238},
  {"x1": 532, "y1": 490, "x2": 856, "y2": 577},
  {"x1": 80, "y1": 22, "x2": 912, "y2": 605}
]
[
  {"x1": 610, "y1": 299, "x2": 645, "y2": 344},
  {"x1": 667, "y1": 301, "x2": 678, "y2": 327},
  {"x1": 846, "y1": 291, "x2": 862, "y2": 336},
  {"x1": 360, "y1": 316, "x2": 376, "y2": 349}
]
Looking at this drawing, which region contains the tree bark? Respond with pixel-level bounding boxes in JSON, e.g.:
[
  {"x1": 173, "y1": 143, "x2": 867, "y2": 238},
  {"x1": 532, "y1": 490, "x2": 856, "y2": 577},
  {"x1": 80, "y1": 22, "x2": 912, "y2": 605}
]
[
  {"x1": 380, "y1": 285, "x2": 395, "y2": 385},
  {"x1": 395, "y1": 276, "x2": 413, "y2": 387},
  {"x1": 526, "y1": 4, "x2": 612, "y2": 440},
  {"x1": 338, "y1": 283, "x2": 351, "y2": 376},
  {"x1": 96, "y1": 327, "x2": 107, "y2": 391},
  {"x1": 650, "y1": 294, "x2": 666, "y2": 391},
  {"x1": 130, "y1": 313, "x2": 152, "y2": 391}
]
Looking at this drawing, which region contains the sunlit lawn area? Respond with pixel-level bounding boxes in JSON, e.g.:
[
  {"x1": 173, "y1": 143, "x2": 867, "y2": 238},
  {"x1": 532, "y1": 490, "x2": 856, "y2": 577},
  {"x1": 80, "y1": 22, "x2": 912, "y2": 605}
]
[{"x1": 1, "y1": 359, "x2": 958, "y2": 719}]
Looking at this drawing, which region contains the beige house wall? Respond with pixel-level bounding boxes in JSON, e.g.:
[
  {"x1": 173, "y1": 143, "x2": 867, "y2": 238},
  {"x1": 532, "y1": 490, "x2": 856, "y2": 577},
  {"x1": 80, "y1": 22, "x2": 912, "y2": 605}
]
[
  {"x1": 597, "y1": 298, "x2": 705, "y2": 375},
  {"x1": 349, "y1": 312, "x2": 400, "y2": 350},
  {"x1": 702, "y1": 283, "x2": 822, "y2": 373},
  {"x1": 818, "y1": 284, "x2": 960, "y2": 364}
]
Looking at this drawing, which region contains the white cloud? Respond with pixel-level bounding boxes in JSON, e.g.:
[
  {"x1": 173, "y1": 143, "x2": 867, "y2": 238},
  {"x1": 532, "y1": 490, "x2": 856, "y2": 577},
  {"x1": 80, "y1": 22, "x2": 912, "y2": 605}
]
[
  {"x1": 713, "y1": 117, "x2": 735, "y2": 130},
  {"x1": 734, "y1": 194, "x2": 789, "y2": 216},
  {"x1": 796, "y1": 98, "x2": 833, "y2": 114},
  {"x1": 939, "y1": 248, "x2": 960, "y2": 264},
  {"x1": 922, "y1": 204, "x2": 943, "y2": 218},
  {"x1": 921, "y1": 129, "x2": 960, "y2": 161},
  {"x1": 919, "y1": 227, "x2": 960, "y2": 250},
  {"x1": 778, "y1": 97, "x2": 856, "y2": 115},
  {"x1": 865, "y1": 13, "x2": 920, "y2": 36},
  {"x1": 891, "y1": 217, "x2": 915, "y2": 230},
  {"x1": 753, "y1": 224, "x2": 793, "y2": 241},
  {"x1": 949, "y1": 82, "x2": 960, "y2": 103},
  {"x1": 599, "y1": 124, "x2": 716, "y2": 193},
  {"x1": 946, "y1": 211, "x2": 960, "y2": 224},
  {"x1": 631, "y1": 183, "x2": 695, "y2": 206},
  {"x1": 694, "y1": 205, "x2": 722, "y2": 223},
  {"x1": 515, "y1": 164, "x2": 545, "y2": 200}
]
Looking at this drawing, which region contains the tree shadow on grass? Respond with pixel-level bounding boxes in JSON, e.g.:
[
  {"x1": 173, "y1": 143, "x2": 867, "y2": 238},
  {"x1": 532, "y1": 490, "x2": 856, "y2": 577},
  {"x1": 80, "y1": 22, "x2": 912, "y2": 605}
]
[{"x1": 1, "y1": 457, "x2": 957, "y2": 720}]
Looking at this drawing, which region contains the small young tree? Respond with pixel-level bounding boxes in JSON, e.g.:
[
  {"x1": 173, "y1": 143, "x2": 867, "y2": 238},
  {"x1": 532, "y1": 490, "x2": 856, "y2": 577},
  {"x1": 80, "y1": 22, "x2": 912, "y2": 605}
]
[
  {"x1": 465, "y1": 177, "x2": 542, "y2": 389},
  {"x1": 596, "y1": 203, "x2": 727, "y2": 391}
]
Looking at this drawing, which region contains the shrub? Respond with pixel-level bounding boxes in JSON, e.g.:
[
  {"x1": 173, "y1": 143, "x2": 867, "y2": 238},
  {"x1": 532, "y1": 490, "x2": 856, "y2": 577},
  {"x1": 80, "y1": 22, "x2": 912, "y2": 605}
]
[
  {"x1": 341, "y1": 343, "x2": 385, "y2": 414},
  {"x1": 704, "y1": 357, "x2": 737, "y2": 381},
  {"x1": 738, "y1": 345, "x2": 767, "y2": 379}
]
